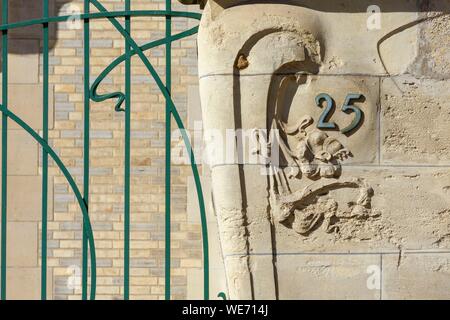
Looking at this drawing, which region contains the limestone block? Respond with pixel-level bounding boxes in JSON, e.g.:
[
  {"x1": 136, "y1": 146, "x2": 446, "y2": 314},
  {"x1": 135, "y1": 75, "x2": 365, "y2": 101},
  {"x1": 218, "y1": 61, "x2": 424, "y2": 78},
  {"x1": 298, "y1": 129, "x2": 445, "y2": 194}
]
[
  {"x1": 187, "y1": 174, "x2": 212, "y2": 224},
  {"x1": 382, "y1": 252, "x2": 450, "y2": 300},
  {"x1": 188, "y1": 85, "x2": 202, "y2": 130},
  {"x1": 199, "y1": 12, "x2": 380, "y2": 166},
  {"x1": 0, "y1": 176, "x2": 54, "y2": 222},
  {"x1": 206, "y1": 220, "x2": 227, "y2": 270},
  {"x1": 0, "y1": 130, "x2": 38, "y2": 175},
  {"x1": 198, "y1": 76, "x2": 235, "y2": 166},
  {"x1": 214, "y1": 255, "x2": 276, "y2": 299},
  {"x1": 221, "y1": 255, "x2": 253, "y2": 300},
  {"x1": 186, "y1": 268, "x2": 205, "y2": 300},
  {"x1": 200, "y1": 74, "x2": 379, "y2": 166},
  {"x1": 199, "y1": 75, "x2": 235, "y2": 131},
  {"x1": 244, "y1": 75, "x2": 378, "y2": 164},
  {"x1": 208, "y1": 163, "x2": 450, "y2": 298},
  {"x1": 277, "y1": 254, "x2": 381, "y2": 300},
  {"x1": 198, "y1": 1, "x2": 420, "y2": 77},
  {"x1": 381, "y1": 76, "x2": 450, "y2": 164},
  {"x1": 7, "y1": 267, "x2": 53, "y2": 300},
  {"x1": 186, "y1": 85, "x2": 204, "y2": 159},
  {"x1": 6, "y1": 39, "x2": 40, "y2": 84},
  {"x1": 273, "y1": 166, "x2": 450, "y2": 253},
  {"x1": 6, "y1": 222, "x2": 38, "y2": 267},
  {"x1": 0, "y1": 84, "x2": 54, "y2": 130},
  {"x1": 187, "y1": 266, "x2": 228, "y2": 300},
  {"x1": 211, "y1": 165, "x2": 276, "y2": 299},
  {"x1": 209, "y1": 164, "x2": 255, "y2": 298},
  {"x1": 210, "y1": 165, "x2": 252, "y2": 255},
  {"x1": 408, "y1": 1, "x2": 450, "y2": 79},
  {"x1": 246, "y1": 255, "x2": 277, "y2": 300}
]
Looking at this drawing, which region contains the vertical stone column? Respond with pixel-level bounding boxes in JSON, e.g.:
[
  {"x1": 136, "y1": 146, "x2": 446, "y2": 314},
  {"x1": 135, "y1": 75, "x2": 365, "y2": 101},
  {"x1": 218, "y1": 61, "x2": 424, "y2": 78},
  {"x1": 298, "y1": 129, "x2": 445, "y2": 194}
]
[{"x1": 195, "y1": 0, "x2": 450, "y2": 299}]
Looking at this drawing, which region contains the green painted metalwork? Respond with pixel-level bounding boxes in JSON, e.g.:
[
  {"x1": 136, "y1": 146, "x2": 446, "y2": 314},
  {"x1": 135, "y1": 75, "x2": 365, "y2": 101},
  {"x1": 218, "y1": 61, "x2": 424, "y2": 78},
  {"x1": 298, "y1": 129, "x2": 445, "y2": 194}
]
[
  {"x1": 165, "y1": 0, "x2": 172, "y2": 301},
  {"x1": 124, "y1": 0, "x2": 131, "y2": 301},
  {"x1": 0, "y1": 0, "x2": 209, "y2": 300},
  {"x1": 0, "y1": 11, "x2": 200, "y2": 32},
  {"x1": 0, "y1": 107, "x2": 97, "y2": 300},
  {"x1": 82, "y1": 0, "x2": 91, "y2": 301},
  {"x1": 41, "y1": 0, "x2": 50, "y2": 301},
  {"x1": 1, "y1": 0, "x2": 8, "y2": 302}
]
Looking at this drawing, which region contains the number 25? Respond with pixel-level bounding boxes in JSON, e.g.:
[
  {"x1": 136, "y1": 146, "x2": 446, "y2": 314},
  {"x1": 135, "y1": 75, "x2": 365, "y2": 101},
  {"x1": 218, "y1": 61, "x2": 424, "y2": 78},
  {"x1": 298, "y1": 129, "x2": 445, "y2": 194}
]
[{"x1": 316, "y1": 93, "x2": 364, "y2": 134}]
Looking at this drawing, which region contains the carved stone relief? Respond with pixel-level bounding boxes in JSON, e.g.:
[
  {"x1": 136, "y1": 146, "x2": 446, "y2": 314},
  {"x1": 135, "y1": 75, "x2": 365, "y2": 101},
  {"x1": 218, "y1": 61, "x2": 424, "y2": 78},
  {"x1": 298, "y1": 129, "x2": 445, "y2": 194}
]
[
  {"x1": 257, "y1": 116, "x2": 378, "y2": 234},
  {"x1": 196, "y1": 0, "x2": 450, "y2": 300}
]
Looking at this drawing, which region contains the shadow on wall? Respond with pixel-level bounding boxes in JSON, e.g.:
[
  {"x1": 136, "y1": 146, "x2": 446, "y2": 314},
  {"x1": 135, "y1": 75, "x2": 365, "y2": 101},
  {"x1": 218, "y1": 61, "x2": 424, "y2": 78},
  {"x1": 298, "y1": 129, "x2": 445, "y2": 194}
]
[
  {"x1": 0, "y1": 0, "x2": 72, "y2": 54},
  {"x1": 215, "y1": 0, "x2": 450, "y2": 12}
]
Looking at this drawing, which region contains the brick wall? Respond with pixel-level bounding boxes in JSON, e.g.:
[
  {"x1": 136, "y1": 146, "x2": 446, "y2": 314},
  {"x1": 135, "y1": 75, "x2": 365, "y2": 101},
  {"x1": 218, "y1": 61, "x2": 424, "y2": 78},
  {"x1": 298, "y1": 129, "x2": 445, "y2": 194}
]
[{"x1": 1, "y1": 0, "x2": 206, "y2": 300}]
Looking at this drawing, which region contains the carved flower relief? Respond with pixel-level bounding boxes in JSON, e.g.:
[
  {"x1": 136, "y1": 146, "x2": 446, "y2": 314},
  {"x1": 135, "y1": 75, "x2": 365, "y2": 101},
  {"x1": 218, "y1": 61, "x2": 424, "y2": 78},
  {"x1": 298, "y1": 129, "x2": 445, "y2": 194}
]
[
  {"x1": 263, "y1": 116, "x2": 379, "y2": 237},
  {"x1": 294, "y1": 130, "x2": 350, "y2": 178},
  {"x1": 278, "y1": 116, "x2": 351, "y2": 179}
]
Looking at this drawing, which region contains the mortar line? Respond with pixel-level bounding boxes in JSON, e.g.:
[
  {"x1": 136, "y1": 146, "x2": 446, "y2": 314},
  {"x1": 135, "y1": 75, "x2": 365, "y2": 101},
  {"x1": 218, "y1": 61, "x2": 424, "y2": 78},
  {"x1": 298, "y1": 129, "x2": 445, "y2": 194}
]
[
  {"x1": 199, "y1": 72, "x2": 450, "y2": 80},
  {"x1": 224, "y1": 250, "x2": 450, "y2": 258},
  {"x1": 209, "y1": 163, "x2": 450, "y2": 169}
]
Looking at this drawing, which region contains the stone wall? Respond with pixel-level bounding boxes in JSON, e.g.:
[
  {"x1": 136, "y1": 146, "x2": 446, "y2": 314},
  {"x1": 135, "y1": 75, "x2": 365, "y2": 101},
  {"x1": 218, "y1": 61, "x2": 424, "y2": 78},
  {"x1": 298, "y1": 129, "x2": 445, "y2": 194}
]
[{"x1": 196, "y1": 0, "x2": 450, "y2": 299}]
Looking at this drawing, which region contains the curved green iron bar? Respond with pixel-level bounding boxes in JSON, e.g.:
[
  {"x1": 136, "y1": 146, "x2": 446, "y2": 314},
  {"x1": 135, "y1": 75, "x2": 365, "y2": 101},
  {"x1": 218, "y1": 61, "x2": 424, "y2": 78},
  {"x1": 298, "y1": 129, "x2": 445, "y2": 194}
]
[
  {"x1": 1, "y1": 0, "x2": 8, "y2": 301},
  {"x1": 165, "y1": 0, "x2": 172, "y2": 301},
  {"x1": 0, "y1": 3, "x2": 206, "y2": 300},
  {"x1": 82, "y1": 0, "x2": 91, "y2": 301},
  {"x1": 88, "y1": 0, "x2": 209, "y2": 299},
  {"x1": 0, "y1": 11, "x2": 201, "y2": 32},
  {"x1": 0, "y1": 106, "x2": 97, "y2": 301},
  {"x1": 89, "y1": 26, "x2": 199, "y2": 111},
  {"x1": 124, "y1": 0, "x2": 131, "y2": 300},
  {"x1": 0, "y1": 10, "x2": 200, "y2": 112},
  {"x1": 41, "y1": 0, "x2": 50, "y2": 300},
  {"x1": 217, "y1": 292, "x2": 227, "y2": 300}
]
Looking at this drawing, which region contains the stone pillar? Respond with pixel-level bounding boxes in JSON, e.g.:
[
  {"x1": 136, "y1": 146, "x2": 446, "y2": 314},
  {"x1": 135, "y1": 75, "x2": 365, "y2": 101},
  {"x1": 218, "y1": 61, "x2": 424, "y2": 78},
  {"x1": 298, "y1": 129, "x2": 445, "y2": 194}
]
[{"x1": 189, "y1": 0, "x2": 450, "y2": 299}]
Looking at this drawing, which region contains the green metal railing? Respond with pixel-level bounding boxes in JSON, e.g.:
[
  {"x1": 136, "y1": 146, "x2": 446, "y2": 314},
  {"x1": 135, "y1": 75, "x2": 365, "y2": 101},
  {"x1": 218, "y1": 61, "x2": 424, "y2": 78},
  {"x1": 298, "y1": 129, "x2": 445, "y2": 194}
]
[{"x1": 0, "y1": 0, "x2": 208, "y2": 300}]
